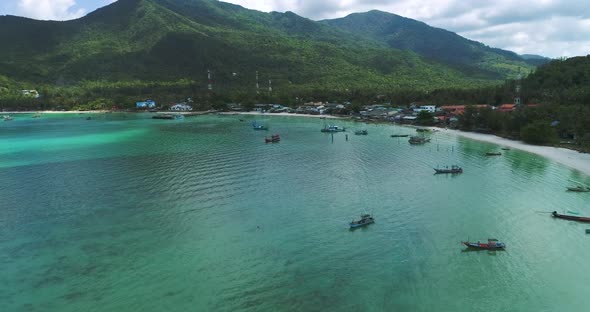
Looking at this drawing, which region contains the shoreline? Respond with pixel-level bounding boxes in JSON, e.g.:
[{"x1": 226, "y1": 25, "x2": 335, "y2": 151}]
[
  {"x1": 436, "y1": 128, "x2": 590, "y2": 177},
  {"x1": 4, "y1": 110, "x2": 589, "y2": 177},
  {"x1": 2, "y1": 110, "x2": 112, "y2": 114},
  {"x1": 224, "y1": 113, "x2": 590, "y2": 177}
]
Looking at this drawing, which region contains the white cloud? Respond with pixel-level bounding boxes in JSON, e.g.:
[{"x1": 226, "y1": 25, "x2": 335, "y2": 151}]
[
  {"x1": 222, "y1": 0, "x2": 590, "y2": 58},
  {"x1": 17, "y1": 0, "x2": 85, "y2": 20}
]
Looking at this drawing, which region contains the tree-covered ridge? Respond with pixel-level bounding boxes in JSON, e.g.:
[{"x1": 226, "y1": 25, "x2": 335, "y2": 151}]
[
  {"x1": 321, "y1": 10, "x2": 543, "y2": 79},
  {"x1": 522, "y1": 56, "x2": 590, "y2": 105},
  {"x1": 0, "y1": 0, "x2": 535, "y2": 94}
]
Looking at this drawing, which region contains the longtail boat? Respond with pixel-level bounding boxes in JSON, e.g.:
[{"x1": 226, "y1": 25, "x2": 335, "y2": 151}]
[
  {"x1": 462, "y1": 238, "x2": 505, "y2": 250},
  {"x1": 434, "y1": 165, "x2": 463, "y2": 174},
  {"x1": 566, "y1": 186, "x2": 590, "y2": 192},
  {"x1": 552, "y1": 211, "x2": 590, "y2": 223},
  {"x1": 485, "y1": 152, "x2": 502, "y2": 156},
  {"x1": 321, "y1": 125, "x2": 345, "y2": 132},
  {"x1": 265, "y1": 134, "x2": 280, "y2": 143},
  {"x1": 350, "y1": 214, "x2": 374, "y2": 229}
]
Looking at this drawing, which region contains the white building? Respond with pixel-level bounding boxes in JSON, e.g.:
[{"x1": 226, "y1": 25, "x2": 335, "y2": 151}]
[
  {"x1": 21, "y1": 90, "x2": 40, "y2": 98},
  {"x1": 170, "y1": 103, "x2": 193, "y2": 111},
  {"x1": 413, "y1": 105, "x2": 436, "y2": 114}
]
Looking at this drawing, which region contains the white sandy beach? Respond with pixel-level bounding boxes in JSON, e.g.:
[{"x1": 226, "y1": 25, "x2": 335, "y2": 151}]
[
  {"x1": 3, "y1": 110, "x2": 111, "y2": 114},
  {"x1": 437, "y1": 128, "x2": 590, "y2": 177},
  {"x1": 219, "y1": 111, "x2": 344, "y2": 119}
]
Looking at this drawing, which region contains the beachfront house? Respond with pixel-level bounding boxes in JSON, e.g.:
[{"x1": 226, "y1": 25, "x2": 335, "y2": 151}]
[{"x1": 136, "y1": 99, "x2": 156, "y2": 109}]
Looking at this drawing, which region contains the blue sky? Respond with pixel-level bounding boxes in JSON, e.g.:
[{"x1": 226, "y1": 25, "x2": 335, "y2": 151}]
[{"x1": 1, "y1": 0, "x2": 589, "y2": 58}]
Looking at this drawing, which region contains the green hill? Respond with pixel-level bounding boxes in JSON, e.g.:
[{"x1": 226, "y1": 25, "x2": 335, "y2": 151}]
[
  {"x1": 0, "y1": 0, "x2": 543, "y2": 107},
  {"x1": 522, "y1": 55, "x2": 590, "y2": 105},
  {"x1": 321, "y1": 10, "x2": 537, "y2": 79}
]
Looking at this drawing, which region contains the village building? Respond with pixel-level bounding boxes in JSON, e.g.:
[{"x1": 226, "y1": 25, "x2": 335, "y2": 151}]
[
  {"x1": 170, "y1": 103, "x2": 193, "y2": 111},
  {"x1": 136, "y1": 99, "x2": 156, "y2": 109}
]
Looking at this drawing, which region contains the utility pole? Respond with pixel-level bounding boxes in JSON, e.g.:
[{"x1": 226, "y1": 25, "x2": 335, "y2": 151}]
[
  {"x1": 514, "y1": 67, "x2": 522, "y2": 106},
  {"x1": 256, "y1": 71, "x2": 259, "y2": 95}
]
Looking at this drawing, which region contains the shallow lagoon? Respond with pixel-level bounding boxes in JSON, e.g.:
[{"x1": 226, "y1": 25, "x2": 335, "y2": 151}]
[{"x1": 1, "y1": 113, "x2": 589, "y2": 311}]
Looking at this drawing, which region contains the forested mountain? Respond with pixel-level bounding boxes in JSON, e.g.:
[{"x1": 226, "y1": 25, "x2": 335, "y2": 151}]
[
  {"x1": 322, "y1": 10, "x2": 539, "y2": 79},
  {"x1": 0, "y1": 0, "x2": 539, "y2": 100}
]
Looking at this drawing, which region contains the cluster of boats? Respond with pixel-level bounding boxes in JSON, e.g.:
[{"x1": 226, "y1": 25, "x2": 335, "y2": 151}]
[
  {"x1": 350, "y1": 213, "x2": 507, "y2": 250},
  {"x1": 2, "y1": 115, "x2": 13, "y2": 121}
]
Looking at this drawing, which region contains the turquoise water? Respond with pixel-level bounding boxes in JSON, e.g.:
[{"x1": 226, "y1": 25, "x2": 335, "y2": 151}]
[{"x1": 1, "y1": 113, "x2": 590, "y2": 311}]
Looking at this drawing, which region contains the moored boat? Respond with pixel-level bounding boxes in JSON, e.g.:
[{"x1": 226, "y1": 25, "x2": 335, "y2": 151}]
[
  {"x1": 350, "y1": 214, "x2": 374, "y2": 229},
  {"x1": 434, "y1": 165, "x2": 463, "y2": 174},
  {"x1": 408, "y1": 136, "x2": 430, "y2": 145},
  {"x1": 265, "y1": 134, "x2": 281, "y2": 143},
  {"x1": 391, "y1": 134, "x2": 409, "y2": 137},
  {"x1": 462, "y1": 238, "x2": 505, "y2": 250},
  {"x1": 321, "y1": 125, "x2": 345, "y2": 132},
  {"x1": 566, "y1": 186, "x2": 590, "y2": 192},
  {"x1": 152, "y1": 113, "x2": 184, "y2": 120},
  {"x1": 2, "y1": 115, "x2": 13, "y2": 121},
  {"x1": 354, "y1": 129, "x2": 368, "y2": 135},
  {"x1": 552, "y1": 211, "x2": 590, "y2": 223},
  {"x1": 485, "y1": 152, "x2": 502, "y2": 156}
]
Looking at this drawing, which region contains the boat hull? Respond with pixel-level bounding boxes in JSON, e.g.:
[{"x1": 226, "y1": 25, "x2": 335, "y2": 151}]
[
  {"x1": 552, "y1": 211, "x2": 590, "y2": 222},
  {"x1": 462, "y1": 242, "x2": 505, "y2": 250},
  {"x1": 567, "y1": 187, "x2": 590, "y2": 192},
  {"x1": 349, "y1": 219, "x2": 374, "y2": 228},
  {"x1": 434, "y1": 169, "x2": 462, "y2": 174}
]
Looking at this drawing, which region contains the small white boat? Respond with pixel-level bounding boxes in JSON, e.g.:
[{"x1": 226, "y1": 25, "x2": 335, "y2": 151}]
[{"x1": 3, "y1": 115, "x2": 13, "y2": 121}]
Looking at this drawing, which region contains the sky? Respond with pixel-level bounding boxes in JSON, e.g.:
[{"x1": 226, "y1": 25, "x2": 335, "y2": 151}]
[{"x1": 1, "y1": 0, "x2": 589, "y2": 58}]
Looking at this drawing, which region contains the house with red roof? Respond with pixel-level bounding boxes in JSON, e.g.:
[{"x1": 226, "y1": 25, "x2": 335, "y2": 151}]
[{"x1": 498, "y1": 104, "x2": 516, "y2": 112}]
